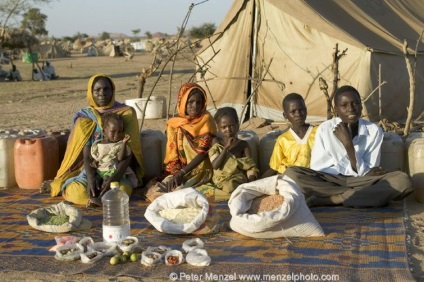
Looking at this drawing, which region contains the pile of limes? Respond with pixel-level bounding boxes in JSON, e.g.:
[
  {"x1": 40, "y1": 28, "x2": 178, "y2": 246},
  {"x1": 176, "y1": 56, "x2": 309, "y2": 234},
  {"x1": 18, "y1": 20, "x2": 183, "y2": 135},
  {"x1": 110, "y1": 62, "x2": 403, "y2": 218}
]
[{"x1": 110, "y1": 251, "x2": 138, "y2": 265}]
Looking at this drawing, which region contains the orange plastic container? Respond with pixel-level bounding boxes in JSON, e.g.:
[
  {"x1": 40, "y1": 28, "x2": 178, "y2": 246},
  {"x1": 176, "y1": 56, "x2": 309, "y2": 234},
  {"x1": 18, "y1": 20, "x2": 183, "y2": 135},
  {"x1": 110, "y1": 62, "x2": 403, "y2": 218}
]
[{"x1": 14, "y1": 136, "x2": 59, "y2": 189}]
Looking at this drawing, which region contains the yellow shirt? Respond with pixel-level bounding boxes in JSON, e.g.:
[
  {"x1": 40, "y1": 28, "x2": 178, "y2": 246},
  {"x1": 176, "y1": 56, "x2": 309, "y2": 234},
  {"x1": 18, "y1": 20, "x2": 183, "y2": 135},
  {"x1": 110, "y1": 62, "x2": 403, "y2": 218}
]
[{"x1": 269, "y1": 125, "x2": 317, "y2": 174}]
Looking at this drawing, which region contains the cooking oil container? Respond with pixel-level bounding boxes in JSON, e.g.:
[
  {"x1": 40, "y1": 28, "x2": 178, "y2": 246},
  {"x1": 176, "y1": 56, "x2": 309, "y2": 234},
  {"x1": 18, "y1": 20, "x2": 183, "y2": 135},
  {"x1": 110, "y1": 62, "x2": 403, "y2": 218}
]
[
  {"x1": 140, "y1": 130, "x2": 166, "y2": 180},
  {"x1": 0, "y1": 129, "x2": 46, "y2": 188},
  {"x1": 47, "y1": 130, "x2": 70, "y2": 166},
  {"x1": 405, "y1": 132, "x2": 424, "y2": 174},
  {"x1": 408, "y1": 137, "x2": 424, "y2": 203},
  {"x1": 380, "y1": 132, "x2": 405, "y2": 172},
  {"x1": 14, "y1": 136, "x2": 59, "y2": 189},
  {"x1": 237, "y1": 130, "x2": 259, "y2": 167},
  {"x1": 0, "y1": 137, "x2": 17, "y2": 188}
]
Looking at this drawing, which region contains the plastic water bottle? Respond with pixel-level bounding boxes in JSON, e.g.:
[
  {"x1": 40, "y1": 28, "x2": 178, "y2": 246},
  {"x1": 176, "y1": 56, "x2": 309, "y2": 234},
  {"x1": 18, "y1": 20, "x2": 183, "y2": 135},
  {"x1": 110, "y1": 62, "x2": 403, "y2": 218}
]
[{"x1": 102, "y1": 181, "x2": 130, "y2": 243}]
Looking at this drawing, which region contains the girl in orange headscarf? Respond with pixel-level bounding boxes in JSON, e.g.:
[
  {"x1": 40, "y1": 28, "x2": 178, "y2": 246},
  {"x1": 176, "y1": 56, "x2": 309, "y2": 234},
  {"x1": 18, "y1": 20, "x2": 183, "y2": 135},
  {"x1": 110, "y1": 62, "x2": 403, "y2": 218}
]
[
  {"x1": 49, "y1": 74, "x2": 144, "y2": 205},
  {"x1": 145, "y1": 83, "x2": 217, "y2": 201}
]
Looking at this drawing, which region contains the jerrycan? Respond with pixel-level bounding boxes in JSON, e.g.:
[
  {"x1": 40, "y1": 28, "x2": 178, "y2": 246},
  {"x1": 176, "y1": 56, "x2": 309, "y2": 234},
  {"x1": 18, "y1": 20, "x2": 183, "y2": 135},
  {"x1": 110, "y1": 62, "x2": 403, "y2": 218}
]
[
  {"x1": 0, "y1": 129, "x2": 46, "y2": 188},
  {"x1": 259, "y1": 129, "x2": 288, "y2": 175},
  {"x1": 380, "y1": 132, "x2": 405, "y2": 172},
  {"x1": 405, "y1": 132, "x2": 424, "y2": 175},
  {"x1": 14, "y1": 135, "x2": 59, "y2": 189},
  {"x1": 47, "y1": 130, "x2": 70, "y2": 166},
  {"x1": 408, "y1": 137, "x2": 424, "y2": 203},
  {"x1": 0, "y1": 137, "x2": 17, "y2": 188},
  {"x1": 140, "y1": 130, "x2": 166, "y2": 181},
  {"x1": 237, "y1": 130, "x2": 259, "y2": 167}
]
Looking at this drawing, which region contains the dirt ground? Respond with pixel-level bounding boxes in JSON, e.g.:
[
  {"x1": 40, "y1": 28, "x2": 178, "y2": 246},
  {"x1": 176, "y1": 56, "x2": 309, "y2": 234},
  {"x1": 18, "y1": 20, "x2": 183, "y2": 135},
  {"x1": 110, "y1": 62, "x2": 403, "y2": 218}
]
[{"x1": 1, "y1": 52, "x2": 423, "y2": 281}]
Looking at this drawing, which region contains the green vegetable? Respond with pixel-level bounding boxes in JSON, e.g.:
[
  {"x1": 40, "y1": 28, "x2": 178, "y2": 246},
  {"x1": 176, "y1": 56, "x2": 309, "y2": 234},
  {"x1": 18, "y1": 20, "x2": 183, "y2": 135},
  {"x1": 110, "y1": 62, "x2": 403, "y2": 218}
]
[{"x1": 39, "y1": 215, "x2": 69, "y2": 225}]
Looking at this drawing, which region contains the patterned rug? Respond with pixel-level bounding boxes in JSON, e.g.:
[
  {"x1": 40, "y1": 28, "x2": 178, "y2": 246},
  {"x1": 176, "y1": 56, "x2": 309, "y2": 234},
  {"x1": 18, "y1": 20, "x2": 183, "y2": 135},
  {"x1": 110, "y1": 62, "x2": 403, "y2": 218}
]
[{"x1": 0, "y1": 188, "x2": 414, "y2": 281}]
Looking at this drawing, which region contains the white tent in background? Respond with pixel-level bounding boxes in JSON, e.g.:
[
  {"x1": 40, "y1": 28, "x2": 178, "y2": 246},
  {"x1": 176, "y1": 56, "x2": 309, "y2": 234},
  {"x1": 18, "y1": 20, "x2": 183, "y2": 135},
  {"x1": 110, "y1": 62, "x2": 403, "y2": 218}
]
[
  {"x1": 130, "y1": 41, "x2": 146, "y2": 51},
  {"x1": 196, "y1": 0, "x2": 424, "y2": 122}
]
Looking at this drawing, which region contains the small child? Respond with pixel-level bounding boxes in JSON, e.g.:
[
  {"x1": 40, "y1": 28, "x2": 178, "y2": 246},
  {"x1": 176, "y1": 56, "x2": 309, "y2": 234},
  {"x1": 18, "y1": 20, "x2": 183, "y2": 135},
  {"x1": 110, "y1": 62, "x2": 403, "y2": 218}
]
[
  {"x1": 88, "y1": 113, "x2": 136, "y2": 206},
  {"x1": 262, "y1": 93, "x2": 317, "y2": 177},
  {"x1": 209, "y1": 107, "x2": 259, "y2": 200}
]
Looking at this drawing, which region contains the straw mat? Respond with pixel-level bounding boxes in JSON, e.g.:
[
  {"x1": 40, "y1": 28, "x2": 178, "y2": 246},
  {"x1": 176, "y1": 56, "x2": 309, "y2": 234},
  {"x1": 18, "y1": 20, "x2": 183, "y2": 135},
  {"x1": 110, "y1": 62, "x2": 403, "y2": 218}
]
[{"x1": 0, "y1": 188, "x2": 414, "y2": 281}]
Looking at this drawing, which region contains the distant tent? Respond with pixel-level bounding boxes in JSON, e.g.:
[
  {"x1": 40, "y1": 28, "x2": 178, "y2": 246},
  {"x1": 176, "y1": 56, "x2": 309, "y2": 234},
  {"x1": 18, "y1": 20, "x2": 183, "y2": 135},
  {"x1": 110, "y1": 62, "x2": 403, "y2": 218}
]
[
  {"x1": 130, "y1": 41, "x2": 146, "y2": 51},
  {"x1": 196, "y1": 0, "x2": 424, "y2": 122},
  {"x1": 87, "y1": 45, "x2": 98, "y2": 56},
  {"x1": 72, "y1": 39, "x2": 83, "y2": 53},
  {"x1": 35, "y1": 43, "x2": 70, "y2": 59},
  {"x1": 110, "y1": 45, "x2": 122, "y2": 57}
]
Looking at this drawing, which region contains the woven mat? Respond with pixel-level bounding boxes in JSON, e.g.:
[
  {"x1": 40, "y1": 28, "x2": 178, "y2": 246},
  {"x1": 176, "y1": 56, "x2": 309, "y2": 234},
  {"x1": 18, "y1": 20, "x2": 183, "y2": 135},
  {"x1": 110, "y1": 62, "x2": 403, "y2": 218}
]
[{"x1": 0, "y1": 188, "x2": 414, "y2": 281}]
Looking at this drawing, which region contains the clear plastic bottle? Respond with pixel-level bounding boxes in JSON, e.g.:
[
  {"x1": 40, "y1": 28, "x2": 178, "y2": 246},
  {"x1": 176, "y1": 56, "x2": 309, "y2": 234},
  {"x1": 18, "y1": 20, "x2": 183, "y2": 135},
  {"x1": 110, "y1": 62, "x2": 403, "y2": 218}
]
[{"x1": 101, "y1": 181, "x2": 130, "y2": 242}]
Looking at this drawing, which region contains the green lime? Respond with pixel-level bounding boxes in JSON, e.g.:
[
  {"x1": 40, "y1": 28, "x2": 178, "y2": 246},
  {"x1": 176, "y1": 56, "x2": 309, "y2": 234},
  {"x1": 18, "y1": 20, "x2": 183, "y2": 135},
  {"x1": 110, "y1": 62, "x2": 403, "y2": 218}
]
[
  {"x1": 120, "y1": 255, "x2": 128, "y2": 263},
  {"x1": 113, "y1": 254, "x2": 121, "y2": 259},
  {"x1": 130, "y1": 253, "x2": 138, "y2": 262},
  {"x1": 110, "y1": 256, "x2": 119, "y2": 265},
  {"x1": 123, "y1": 251, "x2": 131, "y2": 258}
]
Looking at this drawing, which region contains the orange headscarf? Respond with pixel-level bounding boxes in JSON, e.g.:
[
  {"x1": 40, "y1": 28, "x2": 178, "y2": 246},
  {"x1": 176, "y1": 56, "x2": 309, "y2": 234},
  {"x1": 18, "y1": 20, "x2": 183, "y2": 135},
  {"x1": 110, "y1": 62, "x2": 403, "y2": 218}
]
[{"x1": 164, "y1": 83, "x2": 217, "y2": 175}]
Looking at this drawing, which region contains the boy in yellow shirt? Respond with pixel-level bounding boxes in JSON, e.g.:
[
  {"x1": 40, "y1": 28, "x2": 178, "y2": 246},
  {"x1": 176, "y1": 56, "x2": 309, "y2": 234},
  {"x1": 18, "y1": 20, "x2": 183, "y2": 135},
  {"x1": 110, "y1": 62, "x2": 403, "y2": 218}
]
[{"x1": 262, "y1": 93, "x2": 317, "y2": 177}]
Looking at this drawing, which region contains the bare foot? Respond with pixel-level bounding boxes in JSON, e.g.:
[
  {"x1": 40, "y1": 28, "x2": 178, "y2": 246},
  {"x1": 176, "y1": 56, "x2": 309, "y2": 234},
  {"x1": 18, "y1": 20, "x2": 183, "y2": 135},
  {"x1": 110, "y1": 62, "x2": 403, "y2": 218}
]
[
  {"x1": 87, "y1": 197, "x2": 102, "y2": 207},
  {"x1": 40, "y1": 180, "x2": 52, "y2": 194},
  {"x1": 306, "y1": 195, "x2": 342, "y2": 207}
]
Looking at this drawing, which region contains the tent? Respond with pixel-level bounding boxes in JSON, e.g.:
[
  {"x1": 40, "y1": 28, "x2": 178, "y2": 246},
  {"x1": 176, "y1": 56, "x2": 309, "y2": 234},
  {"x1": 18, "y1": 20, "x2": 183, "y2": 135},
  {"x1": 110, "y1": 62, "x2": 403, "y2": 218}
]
[
  {"x1": 35, "y1": 43, "x2": 70, "y2": 59},
  {"x1": 196, "y1": 0, "x2": 424, "y2": 122}
]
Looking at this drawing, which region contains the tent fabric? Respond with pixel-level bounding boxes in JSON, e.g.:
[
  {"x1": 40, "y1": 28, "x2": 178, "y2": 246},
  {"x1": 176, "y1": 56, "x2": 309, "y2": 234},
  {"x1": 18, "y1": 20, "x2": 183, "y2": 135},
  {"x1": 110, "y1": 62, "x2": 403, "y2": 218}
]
[
  {"x1": 196, "y1": 0, "x2": 424, "y2": 122},
  {"x1": 35, "y1": 44, "x2": 70, "y2": 59}
]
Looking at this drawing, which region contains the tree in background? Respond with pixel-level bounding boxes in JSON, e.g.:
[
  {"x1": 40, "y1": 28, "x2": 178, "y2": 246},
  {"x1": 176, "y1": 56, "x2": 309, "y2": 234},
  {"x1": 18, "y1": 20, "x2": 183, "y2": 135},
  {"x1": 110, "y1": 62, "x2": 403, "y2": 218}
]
[
  {"x1": 189, "y1": 22, "x2": 216, "y2": 39},
  {"x1": 131, "y1": 28, "x2": 141, "y2": 40},
  {"x1": 99, "y1": 31, "x2": 110, "y2": 41},
  {"x1": 0, "y1": 0, "x2": 52, "y2": 48},
  {"x1": 20, "y1": 8, "x2": 47, "y2": 37},
  {"x1": 145, "y1": 31, "x2": 152, "y2": 39},
  {"x1": 2, "y1": 27, "x2": 36, "y2": 49}
]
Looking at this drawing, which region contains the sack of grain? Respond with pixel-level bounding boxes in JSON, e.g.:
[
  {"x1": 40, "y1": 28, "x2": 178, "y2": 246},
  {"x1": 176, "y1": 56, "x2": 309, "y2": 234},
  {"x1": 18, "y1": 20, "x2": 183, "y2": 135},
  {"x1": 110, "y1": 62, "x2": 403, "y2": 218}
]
[
  {"x1": 248, "y1": 194, "x2": 285, "y2": 214},
  {"x1": 228, "y1": 175, "x2": 324, "y2": 238},
  {"x1": 144, "y1": 188, "x2": 209, "y2": 234}
]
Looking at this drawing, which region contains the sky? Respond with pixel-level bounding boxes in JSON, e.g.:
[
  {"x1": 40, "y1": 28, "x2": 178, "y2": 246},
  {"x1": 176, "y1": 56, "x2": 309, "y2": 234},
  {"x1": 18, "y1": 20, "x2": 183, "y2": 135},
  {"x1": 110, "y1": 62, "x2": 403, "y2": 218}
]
[{"x1": 39, "y1": 0, "x2": 233, "y2": 38}]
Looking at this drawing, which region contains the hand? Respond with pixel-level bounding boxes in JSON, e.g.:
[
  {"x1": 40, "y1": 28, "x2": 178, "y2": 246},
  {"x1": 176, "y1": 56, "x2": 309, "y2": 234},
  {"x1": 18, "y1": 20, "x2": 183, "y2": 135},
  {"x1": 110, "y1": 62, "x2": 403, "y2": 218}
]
[
  {"x1": 122, "y1": 134, "x2": 131, "y2": 143},
  {"x1": 87, "y1": 180, "x2": 97, "y2": 198},
  {"x1": 166, "y1": 170, "x2": 184, "y2": 192},
  {"x1": 366, "y1": 166, "x2": 388, "y2": 176},
  {"x1": 100, "y1": 178, "x2": 112, "y2": 196},
  {"x1": 224, "y1": 137, "x2": 237, "y2": 150},
  {"x1": 333, "y1": 122, "x2": 353, "y2": 148},
  {"x1": 248, "y1": 175, "x2": 257, "y2": 182},
  {"x1": 90, "y1": 160, "x2": 98, "y2": 169}
]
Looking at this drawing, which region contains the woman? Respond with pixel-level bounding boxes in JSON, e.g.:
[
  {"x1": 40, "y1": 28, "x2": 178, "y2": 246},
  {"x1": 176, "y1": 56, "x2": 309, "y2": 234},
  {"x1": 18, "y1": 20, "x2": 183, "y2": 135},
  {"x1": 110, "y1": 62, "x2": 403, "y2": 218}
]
[
  {"x1": 50, "y1": 74, "x2": 144, "y2": 205},
  {"x1": 145, "y1": 83, "x2": 217, "y2": 201}
]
